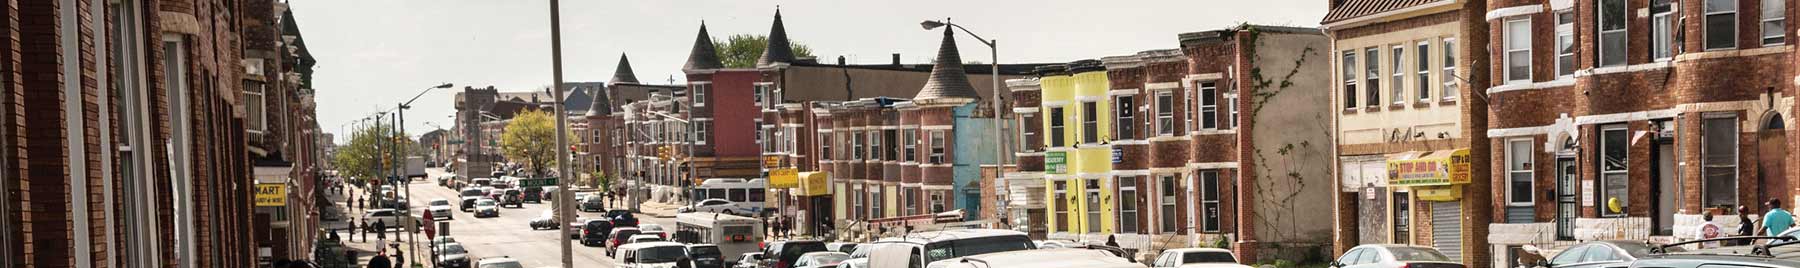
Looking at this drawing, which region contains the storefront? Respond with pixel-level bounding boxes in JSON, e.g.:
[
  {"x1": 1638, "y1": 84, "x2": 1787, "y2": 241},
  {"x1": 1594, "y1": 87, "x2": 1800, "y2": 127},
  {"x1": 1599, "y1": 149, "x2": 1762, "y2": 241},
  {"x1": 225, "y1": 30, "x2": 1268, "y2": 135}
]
[{"x1": 1384, "y1": 148, "x2": 1471, "y2": 260}]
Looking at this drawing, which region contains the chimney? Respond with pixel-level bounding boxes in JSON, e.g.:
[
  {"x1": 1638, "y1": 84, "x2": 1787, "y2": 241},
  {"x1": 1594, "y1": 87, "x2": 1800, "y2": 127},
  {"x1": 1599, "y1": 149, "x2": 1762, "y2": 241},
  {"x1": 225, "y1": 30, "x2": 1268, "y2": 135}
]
[
  {"x1": 892, "y1": 53, "x2": 902, "y2": 66},
  {"x1": 838, "y1": 56, "x2": 847, "y2": 65}
]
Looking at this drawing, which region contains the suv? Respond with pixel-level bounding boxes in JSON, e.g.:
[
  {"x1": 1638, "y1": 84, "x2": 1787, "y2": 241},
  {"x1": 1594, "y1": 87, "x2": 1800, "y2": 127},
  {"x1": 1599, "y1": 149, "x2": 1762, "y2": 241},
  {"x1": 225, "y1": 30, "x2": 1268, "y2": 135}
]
[
  {"x1": 359, "y1": 209, "x2": 420, "y2": 232},
  {"x1": 580, "y1": 219, "x2": 615, "y2": 247},
  {"x1": 501, "y1": 189, "x2": 524, "y2": 208},
  {"x1": 687, "y1": 244, "x2": 725, "y2": 268},
  {"x1": 580, "y1": 196, "x2": 606, "y2": 212},
  {"x1": 762, "y1": 240, "x2": 828, "y2": 268},
  {"x1": 606, "y1": 209, "x2": 638, "y2": 227},
  {"x1": 521, "y1": 187, "x2": 543, "y2": 203},
  {"x1": 606, "y1": 227, "x2": 643, "y2": 256}
]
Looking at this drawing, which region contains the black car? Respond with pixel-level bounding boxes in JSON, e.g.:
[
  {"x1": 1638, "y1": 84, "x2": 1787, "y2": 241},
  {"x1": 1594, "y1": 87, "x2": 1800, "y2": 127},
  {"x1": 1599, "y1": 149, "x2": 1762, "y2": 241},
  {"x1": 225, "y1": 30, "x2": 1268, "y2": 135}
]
[
  {"x1": 762, "y1": 240, "x2": 827, "y2": 268},
  {"x1": 606, "y1": 209, "x2": 638, "y2": 227},
  {"x1": 522, "y1": 187, "x2": 543, "y2": 203},
  {"x1": 581, "y1": 196, "x2": 606, "y2": 212},
  {"x1": 580, "y1": 219, "x2": 615, "y2": 247},
  {"x1": 1621, "y1": 237, "x2": 1800, "y2": 268},
  {"x1": 459, "y1": 197, "x2": 480, "y2": 212},
  {"x1": 687, "y1": 244, "x2": 725, "y2": 268}
]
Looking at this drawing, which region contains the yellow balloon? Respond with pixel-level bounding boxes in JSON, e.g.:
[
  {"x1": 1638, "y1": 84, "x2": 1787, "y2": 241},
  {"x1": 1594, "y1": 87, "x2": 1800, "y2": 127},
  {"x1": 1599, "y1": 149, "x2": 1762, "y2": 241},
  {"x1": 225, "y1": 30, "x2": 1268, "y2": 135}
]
[{"x1": 1607, "y1": 198, "x2": 1623, "y2": 213}]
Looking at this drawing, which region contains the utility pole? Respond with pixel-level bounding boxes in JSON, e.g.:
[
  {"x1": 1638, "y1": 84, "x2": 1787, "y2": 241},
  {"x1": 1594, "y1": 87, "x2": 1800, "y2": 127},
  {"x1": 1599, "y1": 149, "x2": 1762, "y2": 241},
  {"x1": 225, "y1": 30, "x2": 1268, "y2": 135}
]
[{"x1": 549, "y1": 0, "x2": 575, "y2": 267}]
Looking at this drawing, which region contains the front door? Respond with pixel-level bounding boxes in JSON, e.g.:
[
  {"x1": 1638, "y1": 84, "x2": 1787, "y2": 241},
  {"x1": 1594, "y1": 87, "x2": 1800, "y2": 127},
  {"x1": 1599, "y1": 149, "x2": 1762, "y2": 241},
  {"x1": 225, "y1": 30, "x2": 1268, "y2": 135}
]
[
  {"x1": 1556, "y1": 157, "x2": 1577, "y2": 240},
  {"x1": 1761, "y1": 116, "x2": 1788, "y2": 211},
  {"x1": 1655, "y1": 142, "x2": 1678, "y2": 235}
]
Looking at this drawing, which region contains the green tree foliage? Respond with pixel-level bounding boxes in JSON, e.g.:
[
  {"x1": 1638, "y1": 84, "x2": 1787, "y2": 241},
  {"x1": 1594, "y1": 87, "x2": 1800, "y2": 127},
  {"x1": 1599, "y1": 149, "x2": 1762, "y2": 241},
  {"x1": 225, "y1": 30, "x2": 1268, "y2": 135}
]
[
  {"x1": 331, "y1": 122, "x2": 415, "y2": 183},
  {"x1": 500, "y1": 109, "x2": 572, "y2": 176},
  {"x1": 713, "y1": 34, "x2": 815, "y2": 68}
]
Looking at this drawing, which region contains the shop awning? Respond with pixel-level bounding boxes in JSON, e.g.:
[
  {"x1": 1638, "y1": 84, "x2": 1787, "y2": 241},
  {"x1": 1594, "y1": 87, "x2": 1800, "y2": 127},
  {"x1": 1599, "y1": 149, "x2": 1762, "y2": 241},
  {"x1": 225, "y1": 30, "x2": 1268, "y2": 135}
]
[
  {"x1": 1386, "y1": 148, "x2": 1471, "y2": 187},
  {"x1": 797, "y1": 172, "x2": 831, "y2": 196}
]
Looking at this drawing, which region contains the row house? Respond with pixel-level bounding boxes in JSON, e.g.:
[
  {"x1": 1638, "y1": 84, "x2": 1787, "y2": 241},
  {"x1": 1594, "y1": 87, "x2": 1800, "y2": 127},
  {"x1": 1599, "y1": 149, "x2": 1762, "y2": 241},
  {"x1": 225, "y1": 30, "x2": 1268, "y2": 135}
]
[
  {"x1": 676, "y1": 21, "x2": 762, "y2": 197},
  {"x1": 1009, "y1": 25, "x2": 1335, "y2": 263},
  {"x1": 620, "y1": 91, "x2": 693, "y2": 202},
  {"x1": 579, "y1": 54, "x2": 682, "y2": 189},
  {"x1": 1, "y1": 0, "x2": 318, "y2": 267},
  {"x1": 1320, "y1": 0, "x2": 1493, "y2": 266},
  {"x1": 1479, "y1": 0, "x2": 1797, "y2": 266}
]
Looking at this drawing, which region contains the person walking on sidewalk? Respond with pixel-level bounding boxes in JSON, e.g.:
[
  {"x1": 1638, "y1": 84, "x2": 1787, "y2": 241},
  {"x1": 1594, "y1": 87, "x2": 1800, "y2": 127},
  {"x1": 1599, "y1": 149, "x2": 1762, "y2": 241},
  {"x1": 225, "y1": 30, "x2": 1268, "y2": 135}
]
[
  {"x1": 392, "y1": 246, "x2": 405, "y2": 268},
  {"x1": 359, "y1": 220, "x2": 370, "y2": 242},
  {"x1": 347, "y1": 218, "x2": 358, "y2": 242},
  {"x1": 375, "y1": 221, "x2": 387, "y2": 241},
  {"x1": 1764, "y1": 199, "x2": 1795, "y2": 236}
]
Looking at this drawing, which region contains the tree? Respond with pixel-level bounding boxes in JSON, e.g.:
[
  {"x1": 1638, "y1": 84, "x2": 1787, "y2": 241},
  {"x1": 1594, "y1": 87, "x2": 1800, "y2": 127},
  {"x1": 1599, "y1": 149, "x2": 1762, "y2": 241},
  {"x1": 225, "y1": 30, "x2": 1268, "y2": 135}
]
[
  {"x1": 499, "y1": 109, "x2": 571, "y2": 177},
  {"x1": 713, "y1": 34, "x2": 815, "y2": 68},
  {"x1": 331, "y1": 122, "x2": 415, "y2": 183},
  {"x1": 590, "y1": 171, "x2": 611, "y2": 191}
]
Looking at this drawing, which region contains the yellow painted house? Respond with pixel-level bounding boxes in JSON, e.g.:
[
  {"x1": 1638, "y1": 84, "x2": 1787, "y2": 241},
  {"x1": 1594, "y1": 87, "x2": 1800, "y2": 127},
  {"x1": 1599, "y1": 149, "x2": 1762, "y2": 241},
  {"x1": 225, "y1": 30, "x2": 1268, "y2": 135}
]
[{"x1": 1041, "y1": 62, "x2": 1115, "y2": 234}]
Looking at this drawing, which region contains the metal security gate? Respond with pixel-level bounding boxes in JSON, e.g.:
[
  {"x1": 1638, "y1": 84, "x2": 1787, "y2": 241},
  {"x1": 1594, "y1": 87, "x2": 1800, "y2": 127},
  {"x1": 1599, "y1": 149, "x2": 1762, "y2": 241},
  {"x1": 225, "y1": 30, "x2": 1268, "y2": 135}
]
[{"x1": 1431, "y1": 201, "x2": 1462, "y2": 261}]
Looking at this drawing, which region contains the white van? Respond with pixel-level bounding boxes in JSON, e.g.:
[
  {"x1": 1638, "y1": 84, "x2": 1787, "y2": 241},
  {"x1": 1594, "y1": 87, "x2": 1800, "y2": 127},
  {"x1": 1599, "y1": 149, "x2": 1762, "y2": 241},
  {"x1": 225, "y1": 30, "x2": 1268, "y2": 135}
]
[
  {"x1": 865, "y1": 229, "x2": 1037, "y2": 268},
  {"x1": 930, "y1": 248, "x2": 1145, "y2": 268},
  {"x1": 615, "y1": 241, "x2": 689, "y2": 268}
]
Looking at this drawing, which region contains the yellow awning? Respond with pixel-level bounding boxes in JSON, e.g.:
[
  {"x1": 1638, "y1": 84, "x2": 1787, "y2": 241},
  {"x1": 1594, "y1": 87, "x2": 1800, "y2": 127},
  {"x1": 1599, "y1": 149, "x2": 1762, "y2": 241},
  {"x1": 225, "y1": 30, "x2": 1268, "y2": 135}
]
[{"x1": 797, "y1": 172, "x2": 831, "y2": 196}]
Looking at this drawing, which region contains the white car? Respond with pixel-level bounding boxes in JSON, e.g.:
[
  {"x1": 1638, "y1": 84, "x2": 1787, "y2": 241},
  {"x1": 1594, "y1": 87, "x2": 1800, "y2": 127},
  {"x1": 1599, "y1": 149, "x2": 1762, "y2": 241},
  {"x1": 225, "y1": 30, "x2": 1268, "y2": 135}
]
[
  {"x1": 638, "y1": 223, "x2": 667, "y2": 233},
  {"x1": 427, "y1": 198, "x2": 455, "y2": 220},
  {"x1": 473, "y1": 199, "x2": 500, "y2": 218},
  {"x1": 475, "y1": 256, "x2": 525, "y2": 268},
  {"x1": 1329, "y1": 245, "x2": 1462, "y2": 268},
  {"x1": 1151, "y1": 248, "x2": 1250, "y2": 268},
  {"x1": 794, "y1": 252, "x2": 850, "y2": 268},
  {"x1": 678, "y1": 198, "x2": 756, "y2": 215},
  {"x1": 628, "y1": 234, "x2": 665, "y2": 244},
  {"x1": 359, "y1": 209, "x2": 421, "y2": 231}
]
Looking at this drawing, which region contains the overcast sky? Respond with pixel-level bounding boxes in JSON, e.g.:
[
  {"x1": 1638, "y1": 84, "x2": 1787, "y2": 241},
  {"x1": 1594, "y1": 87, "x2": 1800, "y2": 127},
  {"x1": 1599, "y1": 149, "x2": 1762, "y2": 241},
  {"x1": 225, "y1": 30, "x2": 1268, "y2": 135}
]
[{"x1": 294, "y1": 0, "x2": 1326, "y2": 143}]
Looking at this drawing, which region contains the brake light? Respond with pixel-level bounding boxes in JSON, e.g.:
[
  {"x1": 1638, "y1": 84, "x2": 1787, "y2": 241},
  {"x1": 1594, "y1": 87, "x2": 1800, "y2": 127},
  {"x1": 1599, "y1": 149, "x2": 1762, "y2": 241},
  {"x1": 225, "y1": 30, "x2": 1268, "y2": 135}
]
[{"x1": 1398, "y1": 263, "x2": 1410, "y2": 268}]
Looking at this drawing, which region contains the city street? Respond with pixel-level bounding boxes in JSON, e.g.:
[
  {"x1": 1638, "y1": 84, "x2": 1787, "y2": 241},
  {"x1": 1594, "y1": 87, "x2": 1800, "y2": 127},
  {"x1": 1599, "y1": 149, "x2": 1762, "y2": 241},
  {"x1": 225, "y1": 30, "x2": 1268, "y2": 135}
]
[{"x1": 393, "y1": 168, "x2": 675, "y2": 268}]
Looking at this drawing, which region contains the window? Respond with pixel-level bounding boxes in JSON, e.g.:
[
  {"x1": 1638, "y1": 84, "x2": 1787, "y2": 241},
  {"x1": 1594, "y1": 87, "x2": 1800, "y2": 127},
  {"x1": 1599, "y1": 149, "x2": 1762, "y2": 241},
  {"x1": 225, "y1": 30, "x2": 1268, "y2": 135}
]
[
  {"x1": 1160, "y1": 175, "x2": 1178, "y2": 233},
  {"x1": 819, "y1": 132, "x2": 831, "y2": 160},
  {"x1": 868, "y1": 130, "x2": 882, "y2": 161},
  {"x1": 1050, "y1": 106, "x2": 1068, "y2": 146},
  {"x1": 784, "y1": 126, "x2": 798, "y2": 153},
  {"x1": 1082, "y1": 101, "x2": 1099, "y2": 144},
  {"x1": 762, "y1": 128, "x2": 775, "y2": 153},
  {"x1": 852, "y1": 130, "x2": 864, "y2": 161},
  {"x1": 1703, "y1": 116, "x2": 1740, "y2": 208},
  {"x1": 1156, "y1": 93, "x2": 1175, "y2": 135},
  {"x1": 1367, "y1": 47, "x2": 1382, "y2": 106},
  {"x1": 1557, "y1": 11, "x2": 1578, "y2": 77},
  {"x1": 1118, "y1": 176, "x2": 1139, "y2": 234},
  {"x1": 1225, "y1": 93, "x2": 1239, "y2": 129},
  {"x1": 1199, "y1": 171, "x2": 1221, "y2": 232},
  {"x1": 1199, "y1": 82, "x2": 1217, "y2": 129},
  {"x1": 1115, "y1": 96, "x2": 1135, "y2": 140},
  {"x1": 871, "y1": 187, "x2": 884, "y2": 218},
  {"x1": 245, "y1": 81, "x2": 266, "y2": 133},
  {"x1": 1508, "y1": 139, "x2": 1535, "y2": 206},
  {"x1": 929, "y1": 130, "x2": 946, "y2": 164},
  {"x1": 1087, "y1": 178, "x2": 1102, "y2": 233},
  {"x1": 1187, "y1": 88, "x2": 1197, "y2": 131},
  {"x1": 1019, "y1": 113, "x2": 1039, "y2": 152},
  {"x1": 1417, "y1": 41, "x2": 1431, "y2": 101},
  {"x1": 753, "y1": 83, "x2": 773, "y2": 109},
  {"x1": 853, "y1": 186, "x2": 864, "y2": 220},
  {"x1": 1600, "y1": 125, "x2": 1629, "y2": 216},
  {"x1": 1442, "y1": 38, "x2": 1457, "y2": 100},
  {"x1": 1505, "y1": 18, "x2": 1532, "y2": 83},
  {"x1": 1707, "y1": 0, "x2": 1739, "y2": 50},
  {"x1": 930, "y1": 192, "x2": 945, "y2": 213},
  {"x1": 1600, "y1": 0, "x2": 1628, "y2": 66},
  {"x1": 903, "y1": 129, "x2": 918, "y2": 162},
  {"x1": 692, "y1": 83, "x2": 709, "y2": 107},
  {"x1": 885, "y1": 129, "x2": 898, "y2": 161},
  {"x1": 693, "y1": 121, "x2": 710, "y2": 145},
  {"x1": 907, "y1": 188, "x2": 920, "y2": 216},
  {"x1": 164, "y1": 35, "x2": 198, "y2": 268},
  {"x1": 1342, "y1": 51, "x2": 1359, "y2": 109},
  {"x1": 1393, "y1": 192, "x2": 1411, "y2": 241},
  {"x1": 1765, "y1": 0, "x2": 1786, "y2": 45},
  {"x1": 1391, "y1": 45, "x2": 1405, "y2": 104},
  {"x1": 1652, "y1": 0, "x2": 1675, "y2": 60}
]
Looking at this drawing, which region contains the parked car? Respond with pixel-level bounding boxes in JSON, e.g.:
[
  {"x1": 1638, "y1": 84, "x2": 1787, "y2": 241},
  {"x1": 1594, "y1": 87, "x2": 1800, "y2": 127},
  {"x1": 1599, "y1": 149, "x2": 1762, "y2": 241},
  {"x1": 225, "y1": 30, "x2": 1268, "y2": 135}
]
[
  {"x1": 793, "y1": 252, "x2": 850, "y2": 268},
  {"x1": 1621, "y1": 237, "x2": 1800, "y2": 268},
  {"x1": 733, "y1": 253, "x2": 764, "y2": 268},
  {"x1": 474, "y1": 256, "x2": 523, "y2": 268},
  {"x1": 568, "y1": 217, "x2": 593, "y2": 238},
  {"x1": 521, "y1": 187, "x2": 543, "y2": 203},
  {"x1": 435, "y1": 243, "x2": 470, "y2": 268},
  {"x1": 607, "y1": 209, "x2": 639, "y2": 227},
  {"x1": 826, "y1": 242, "x2": 860, "y2": 255},
  {"x1": 473, "y1": 199, "x2": 500, "y2": 218},
  {"x1": 688, "y1": 244, "x2": 726, "y2": 268},
  {"x1": 427, "y1": 199, "x2": 455, "y2": 220},
  {"x1": 863, "y1": 229, "x2": 1036, "y2": 268},
  {"x1": 1536, "y1": 241, "x2": 1659, "y2": 268},
  {"x1": 925, "y1": 248, "x2": 1144, "y2": 268},
  {"x1": 840, "y1": 241, "x2": 898, "y2": 268},
  {"x1": 528, "y1": 210, "x2": 559, "y2": 230},
  {"x1": 605, "y1": 227, "x2": 644, "y2": 256},
  {"x1": 762, "y1": 240, "x2": 829, "y2": 268},
  {"x1": 1330, "y1": 245, "x2": 1463, "y2": 268},
  {"x1": 581, "y1": 196, "x2": 606, "y2": 212},
  {"x1": 359, "y1": 209, "x2": 420, "y2": 232},
  {"x1": 1151, "y1": 248, "x2": 1247, "y2": 268},
  {"x1": 580, "y1": 219, "x2": 616, "y2": 247}
]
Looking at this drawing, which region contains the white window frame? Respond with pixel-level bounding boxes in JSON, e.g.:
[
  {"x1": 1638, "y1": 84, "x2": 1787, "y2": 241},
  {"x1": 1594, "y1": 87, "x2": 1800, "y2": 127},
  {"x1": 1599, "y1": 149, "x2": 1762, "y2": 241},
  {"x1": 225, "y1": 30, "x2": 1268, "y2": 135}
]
[
  {"x1": 903, "y1": 128, "x2": 918, "y2": 162},
  {"x1": 1651, "y1": 1, "x2": 1675, "y2": 61},
  {"x1": 819, "y1": 131, "x2": 832, "y2": 160},
  {"x1": 1053, "y1": 181, "x2": 1069, "y2": 231},
  {"x1": 1505, "y1": 17, "x2": 1533, "y2": 84},
  {"x1": 1115, "y1": 96, "x2": 1134, "y2": 140},
  {"x1": 1365, "y1": 47, "x2": 1381, "y2": 107},
  {"x1": 1391, "y1": 45, "x2": 1405, "y2": 105},
  {"x1": 1199, "y1": 171, "x2": 1221, "y2": 233},
  {"x1": 1082, "y1": 101, "x2": 1100, "y2": 144},
  {"x1": 930, "y1": 191, "x2": 946, "y2": 213},
  {"x1": 1702, "y1": 115, "x2": 1741, "y2": 208},
  {"x1": 1159, "y1": 174, "x2": 1179, "y2": 234},
  {"x1": 245, "y1": 82, "x2": 266, "y2": 134},
  {"x1": 1557, "y1": 11, "x2": 1578, "y2": 77},
  {"x1": 1442, "y1": 38, "x2": 1458, "y2": 101},
  {"x1": 1186, "y1": 86, "x2": 1197, "y2": 131},
  {"x1": 691, "y1": 82, "x2": 710, "y2": 107},
  {"x1": 1019, "y1": 113, "x2": 1038, "y2": 152},
  {"x1": 871, "y1": 186, "x2": 884, "y2": 218},
  {"x1": 1599, "y1": 125, "x2": 1630, "y2": 217},
  {"x1": 1416, "y1": 40, "x2": 1432, "y2": 102},
  {"x1": 753, "y1": 83, "x2": 772, "y2": 109},
  {"x1": 1117, "y1": 176, "x2": 1139, "y2": 234},
  {"x1": 1599, "y1": 0, "x2": 1629, "y2": 66},
  {"x1": 1086, "y1": 178, "x2": 1103, "y2": 233},
  {"x1": 929, "y1": 130, "x2": 946, "y2": 164},
  {"x1": 1050, "y1": 106, "x2": 1069, "y2": 146},
  {"x1": 1225, "y1": 93, "x2": 1238, "y2": 129},
  {"x1": 163, "y1": 34, "x2": 199, "y2": 268},
  {"x1": 1507, "y1": 138, "x2": 1535, "y2": 206},
  {"x1": 1155, "y1": 92, "x2": 1174, "y2": 136},
  {"x1": 852, "y1": 130, "x2": 864, "y2": 161},
  {"x1": 1763, "y1": 0, "x2": 1786, "y2": 45},
  {"x1": 868, "y1": 130, "x2": 881, "y2": 160},
  {"x1": 1706, "y1": 0, "x2": 1740, "y2": 50},
  {"x1": 1342, "y1": 50, "x2": 1359, "y2": 109},
  {"x1": 1199, "y1": 82, "x2": 1217, "y2": 130},
  {"x1": 692, "y1": 120, "x2": 710, "y2": 145}
]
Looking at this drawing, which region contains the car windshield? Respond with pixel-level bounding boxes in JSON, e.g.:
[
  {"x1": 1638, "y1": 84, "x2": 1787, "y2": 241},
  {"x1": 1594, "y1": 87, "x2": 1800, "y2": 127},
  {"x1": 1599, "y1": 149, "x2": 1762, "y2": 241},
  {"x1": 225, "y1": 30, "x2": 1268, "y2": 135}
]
[
  {"x1": 460, "y1": 189, "x2": 484, "y2": 197},
  {"x1": 689, "y1": 246, "x2": 721, "y2": 257},
  {"x1": 478, "y1": 261, "x2": 524, "y2": 268},
  {"x1": 1388, "y1": 247, "x2": 1452, "y2": 262},
  {"x1": 477, "y1": 200, "x2": 495, "y2": 206},
  {"x1": 617, "y1": 230, "x2": 641, "y2": 239},
  {"x1": 442, "y1": 244, "x2": 467, "y2": 255},
  {"x1": 430, "y1": 200, "x2": 450, "y2": 206},
  {"x1": 638, "y1": 246, "x2": 687, "y2": 263},
  {"x1": 1183, "y1": 251, "x2": 1237, "y2": 263},
  {"x1": 803, "y1": 253, "x2": 850, "y2": 265},
  {"x1": 923, "y1": 235, "x2": 1036, "y2": 263}
]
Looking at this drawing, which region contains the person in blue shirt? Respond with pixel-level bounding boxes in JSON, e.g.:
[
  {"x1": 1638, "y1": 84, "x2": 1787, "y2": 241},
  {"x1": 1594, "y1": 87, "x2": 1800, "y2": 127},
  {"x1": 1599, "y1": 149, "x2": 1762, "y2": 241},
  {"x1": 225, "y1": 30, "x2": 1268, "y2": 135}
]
[{"x1": 1763, "y1": 199, "x2": 1795, "y2": 237}]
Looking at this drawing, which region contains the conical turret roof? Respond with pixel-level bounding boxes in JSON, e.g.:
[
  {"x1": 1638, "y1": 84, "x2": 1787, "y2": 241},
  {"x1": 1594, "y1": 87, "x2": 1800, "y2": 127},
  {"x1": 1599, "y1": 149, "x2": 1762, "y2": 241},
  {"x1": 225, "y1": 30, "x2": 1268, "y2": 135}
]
[
  {"x1": 611, "y1": 53, "x2": 639, "y2": 85},
  {"x1": 913, "y1": 26, "x2": 979, "y2": 103},
  {"x1": 586, "y1": 83, "x2": 611, "y2": 116},
  {"x1": 683, "y1": 23, "x2": 724, "y2": 72},
  {"x1": 755, "y1": 9, "x2": 796, "y2": 69}
]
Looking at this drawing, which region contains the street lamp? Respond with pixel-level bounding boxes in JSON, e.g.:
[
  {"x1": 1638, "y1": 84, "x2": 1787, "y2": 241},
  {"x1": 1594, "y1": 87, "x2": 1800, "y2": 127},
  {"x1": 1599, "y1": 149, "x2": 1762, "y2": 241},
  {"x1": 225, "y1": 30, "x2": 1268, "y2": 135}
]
[
  {"x1": 392, "y1": 82, "x2": 452, "y2": 266},
  {"x1": 920, "y1": 19, "x2": 1008, "y2": 226}
]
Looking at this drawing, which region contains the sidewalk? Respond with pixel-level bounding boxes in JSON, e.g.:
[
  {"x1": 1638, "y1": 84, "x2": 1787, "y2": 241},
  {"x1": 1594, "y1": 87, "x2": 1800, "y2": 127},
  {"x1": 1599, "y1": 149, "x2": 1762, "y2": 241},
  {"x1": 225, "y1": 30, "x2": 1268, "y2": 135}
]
[
  {"x1": 326, "y1": 184, "x2": 432, "y2": 268},
  {"x1": 638, "y1": 201, "x2": 682, "y2": 218}
]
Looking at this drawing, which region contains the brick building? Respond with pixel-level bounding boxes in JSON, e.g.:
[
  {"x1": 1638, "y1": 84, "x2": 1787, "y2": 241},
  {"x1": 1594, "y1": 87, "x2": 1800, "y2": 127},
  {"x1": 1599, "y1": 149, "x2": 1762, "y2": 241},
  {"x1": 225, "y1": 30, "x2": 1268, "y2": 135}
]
[
  {"x1": 1, "y1": 0, "x2": 318, "y2": 267},
  {"x1": 1478, "y1": 0, "x2": 1795, "y2": 267}
]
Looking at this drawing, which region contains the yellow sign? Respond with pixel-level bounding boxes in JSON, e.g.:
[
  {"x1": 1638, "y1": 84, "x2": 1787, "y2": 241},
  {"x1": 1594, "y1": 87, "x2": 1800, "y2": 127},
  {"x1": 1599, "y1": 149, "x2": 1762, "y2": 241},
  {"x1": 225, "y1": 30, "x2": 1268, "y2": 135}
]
[
  {"x1": 768, "y1": 168, "x2": 799, "y2": 188},
  {"x1": 254, "y1": 183, "x2": 286, "y2": 207},
  {"x1": 1386, "y1": 149, "x2": 1471, "y2": 186},
  {"x1": 763, "y1": 156, "x2": 783, "y2": 168},
  {"x1": 798, "y1": 172, "x2": 831, "y2": 196},
  {"x1": 1416, "y1": 185, "x2": 1462, "y2": 201}
]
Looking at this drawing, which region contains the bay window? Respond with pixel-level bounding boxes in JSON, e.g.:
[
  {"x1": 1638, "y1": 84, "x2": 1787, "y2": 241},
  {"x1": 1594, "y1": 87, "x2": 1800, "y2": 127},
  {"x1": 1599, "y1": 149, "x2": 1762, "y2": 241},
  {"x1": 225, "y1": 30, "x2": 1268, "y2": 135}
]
[
  {"x1": 1156, "y1": 92, "x2": 1175, "y2": 135},
  {"x1": 1050, "y1": 107, "x2": 1067, "y2": 146},
  {"x1": 1115, "y1": 96, "x2": 1135, "y2": 139}
]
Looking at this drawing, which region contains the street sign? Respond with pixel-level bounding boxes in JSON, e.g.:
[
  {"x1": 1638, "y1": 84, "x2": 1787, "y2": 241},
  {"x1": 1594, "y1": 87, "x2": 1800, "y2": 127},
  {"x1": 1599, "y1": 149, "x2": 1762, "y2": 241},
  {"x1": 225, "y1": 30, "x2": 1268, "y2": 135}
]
[
  {"x1": 254, "y1": 184, "x2": 286, "y2": 207},
  {"x1": 519, "y1": 177, "x2": 559, "y2": 188}
]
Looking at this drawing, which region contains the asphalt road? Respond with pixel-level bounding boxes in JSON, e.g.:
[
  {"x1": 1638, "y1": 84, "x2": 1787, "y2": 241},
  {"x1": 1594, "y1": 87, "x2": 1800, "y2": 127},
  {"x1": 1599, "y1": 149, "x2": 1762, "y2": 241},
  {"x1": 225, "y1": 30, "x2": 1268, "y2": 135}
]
[{"x1": 403, "y1": 168, "x2": 677, "y2": 268}]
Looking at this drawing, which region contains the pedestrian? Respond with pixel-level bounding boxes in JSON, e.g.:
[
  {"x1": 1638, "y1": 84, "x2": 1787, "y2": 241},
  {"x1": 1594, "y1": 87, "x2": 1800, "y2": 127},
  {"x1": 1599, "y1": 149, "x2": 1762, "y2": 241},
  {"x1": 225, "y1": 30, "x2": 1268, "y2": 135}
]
[
  {"x1": 761, "y1": 215, "x2": 771, "y2": 237},
  {"x1": 1765, "y1": 199, "x2": 1795, "y2": 237},
  {"x1": 1105, "y1": 234, "x2": 1120, "y2": 247},
  {"x1": 359, "y1": 220, "x2": 370, "y2": 242},
  {"x1": 392, "y1": 247, "x2": 405, "y2": 268},
  {"x1": 1696, "y1": 211, "x2": 1722, "y2": 249},
  {"x1": 358, "y1": 198, "x2": 365, "y2": 212},
  {"x1": 375, "y1": 221, "x2": 387, "y2": 237},
  {"x1": 343, "y1": 247, "x2": 357, "y2": 266},
  {"x1": 366, "y1": 252, "x2": 392, "y2": 268},
  {"x1": 1739, "y1": 205, "x2": 1756, "y2": 241}
]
